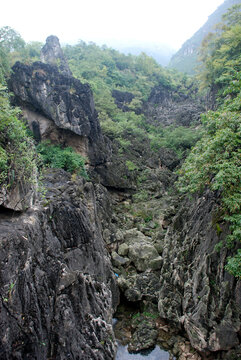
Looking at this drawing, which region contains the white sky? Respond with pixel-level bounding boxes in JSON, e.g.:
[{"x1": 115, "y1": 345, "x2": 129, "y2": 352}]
[{"x1": 1, "y1": 0, "x2": 224, "y2": 50}]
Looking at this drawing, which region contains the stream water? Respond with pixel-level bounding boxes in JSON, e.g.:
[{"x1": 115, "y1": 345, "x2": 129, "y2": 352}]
[
  {"x1": 113, "y1": 318, "x2": 174, "y2": 360},
  {"x1": 116, "y1": 343, "x2": 170, "y2": 360}
]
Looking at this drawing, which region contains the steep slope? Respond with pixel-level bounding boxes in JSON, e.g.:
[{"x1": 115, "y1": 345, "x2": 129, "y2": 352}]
[
  {"x1": 169, "y1": 0, "x2": 240, "y2": 74},
  {"x1": 1, "y1": 37, "x2": 119, "y2": 360},
  {"x1": 0, "y1": 170, "x2": 119, "y2": 359},
  {"x1": 158, "y1": 190, "x2": 241, "y2": 357},
  {"x1": 9, "y1": 37, "x2": 107, "y2": 168}
]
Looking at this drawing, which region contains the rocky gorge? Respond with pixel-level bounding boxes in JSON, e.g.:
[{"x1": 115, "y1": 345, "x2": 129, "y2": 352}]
[{"x1": 0, "y1": 36, "x2": 240, "y2": 359}]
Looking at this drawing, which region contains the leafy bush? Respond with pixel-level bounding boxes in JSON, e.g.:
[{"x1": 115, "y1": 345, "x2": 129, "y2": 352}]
[
  {"x1": 0, "y1": 85, "x2": 37, "y2": 188},
  {"x1": 225, "y1": 249, "x2": 241, "y2": 278},
  {"x1": 126, "y1": 160, "x2": 138, "y2": 171},
  {"x1": 198, "y1": 4, "x2": 241, "y2": 101},
  {"x1": 37, "y1": 141, "x2": 88, "y2": 178},
  {"x1": 149, "y1": 125, "x2": 202, "y2": 156}
]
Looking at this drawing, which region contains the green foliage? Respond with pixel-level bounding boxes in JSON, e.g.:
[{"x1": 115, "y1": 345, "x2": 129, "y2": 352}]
[
  {"x1": 177, "y1": 110, "x2": 241, "y2": 195},
  {"x1": 0, "y1": 26, "x2": 25, "y2": 81},
  {"x1": 0, "y1": 26, "x2": 25, "y2": 53},
  {"x1": 177, "y1": 6, "x2": 241, "y2": 277},
  {"x1": 37, "y1": 141, "x2": 88, "y2": 178},
  {"x1": 199, "y1": 4, "x2": 241, "y2": 100},
  {"x1": 133, "y1": 190, "x2": 149, "y2": 203},
  {"x1": 225, "y1": 249, "x2": 241, "y2": 278},
  {"x1": 0, "y1": 85, "x2": 37, "y2": 188},
  {"x1": 149, "y1": 125, "x2": 202, "y2": 157},
  {"x1": 0, "y1": 26, "x2": 42, "y2": 82},
  {"x1": 125, "y1": 160, "x2": 138, "y2": 171},
  {"x1": 0, "y1": 145, "x2": 8, "y2": 184},
  {"x1": 63, "y1": 41, "x2": 199, "y2": 157}
]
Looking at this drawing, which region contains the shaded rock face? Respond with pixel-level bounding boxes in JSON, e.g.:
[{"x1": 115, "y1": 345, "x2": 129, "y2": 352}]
[
  {"x1": 40, "y1": 35, "x2": 72, "y2": 76},
  {"x1": 9, "y1": 59, "x2": 108, "y2": 167},
  {"x1": 0, "y1": 178, "x2": 35, "y2": 212},
  {"x1": 10, "y1": 62, "x2": 95, "y2": 137},
  {"x1": 112, "y1": 90, "x2": 134, "y2": 112},
  {"x1": 8, "y1": 38, "x2": 132, "y2": 188},
  {"x1": 158, "y1": 190, "x2": 241, "y2": 357},
  {"x1": 144, "y1": 84, "x2": 204, "y2": 127},
  {"x1": 0, "y1": 169, "x2": 119, "y2": 360}
]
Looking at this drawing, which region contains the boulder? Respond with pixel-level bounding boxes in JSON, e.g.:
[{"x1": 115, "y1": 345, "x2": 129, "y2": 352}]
[
  {"x1": 123, "y1": 229, "x2": 161, "y2": 272},
  {"x1": 118, "y1": 243, "x2": 129, "y2": 256}
]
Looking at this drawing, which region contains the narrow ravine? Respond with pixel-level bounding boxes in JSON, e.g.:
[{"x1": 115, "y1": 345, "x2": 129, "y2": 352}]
[{"x1": 113, "y1": 317, "x2": 173, "y2": 360}]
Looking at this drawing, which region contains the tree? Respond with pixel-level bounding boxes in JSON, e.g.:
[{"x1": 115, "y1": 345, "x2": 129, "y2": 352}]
[
  {"x1": 198, "y1": 4, "x2": 241, "y2": 100},
  {"x1": 0, "y1": 26, "x2": 25, "y2": 81},
  {"x1": 0, "y1": 26, "x2": 25, "y2": 53}
]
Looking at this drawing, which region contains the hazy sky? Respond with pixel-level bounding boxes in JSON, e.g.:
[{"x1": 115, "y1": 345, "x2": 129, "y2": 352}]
[{"x1": 2, "y1": 0, "x2": 225, "y2": 50}]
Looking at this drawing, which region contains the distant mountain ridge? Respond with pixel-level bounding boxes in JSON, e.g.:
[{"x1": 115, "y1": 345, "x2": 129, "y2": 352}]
[
  {"x1": 169, "y1": 0, "x2": 240, "y2": 74},
  {"x1": 114, "y1": 43, "x2": 175, "y2": 66}
]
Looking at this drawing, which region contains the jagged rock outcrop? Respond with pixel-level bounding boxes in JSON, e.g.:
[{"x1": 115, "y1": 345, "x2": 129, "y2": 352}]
[
  {"x1": 158, "y1": 190, "x2": 241, "y2": 358},
  {"x1": 40, "y1": 35, "x2": 72, "y2": 76},
  {"x1": 8, "y1": 37, "x2": 136, "y2": 190},
  {"x1": 9, "y1": 60, "x2": 108, "y2": 166},
  {"x1": 111, "y1": 90, "x2": 135, "y2": 112},
  {"x1": 0, "y1": 169, "x2": 119, "y2": 359},
  {"x1": 0, "y1": 180, "x2": 35, "y2": 212},
  {"x1": 144, "y1": 84, "x2": 204, "y2": 127}
]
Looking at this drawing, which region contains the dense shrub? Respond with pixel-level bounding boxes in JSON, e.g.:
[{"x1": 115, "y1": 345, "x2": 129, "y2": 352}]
[
  {"x1": 0, "y1": 85, "x2": 37, "y2": 188},
  {"x1": 37, "y1": 141, "x2": 88, "y2": 178}
]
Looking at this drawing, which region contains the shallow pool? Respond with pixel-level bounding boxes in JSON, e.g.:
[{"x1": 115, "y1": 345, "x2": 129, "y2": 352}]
[{"x1": 116, "y1": 343, "x2": 170, "y2": 360}]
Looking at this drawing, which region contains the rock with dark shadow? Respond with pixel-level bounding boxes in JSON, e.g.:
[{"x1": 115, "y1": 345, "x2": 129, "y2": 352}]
[
  {"x1": 0, "y1": 169, "x2": 119, "y2": 359},
  {"x1": 158, "y1": 190, "x2": 241, "y2": 357},
  {"x1": 144, "y1": 83, "x2": 204, "y2": 127}
]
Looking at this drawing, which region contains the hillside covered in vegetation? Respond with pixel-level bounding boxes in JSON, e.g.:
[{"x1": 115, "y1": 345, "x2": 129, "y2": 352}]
[
  {"x1": 0, "y1": 3, "x2": 240, "y2": 359},
  {"x1": 169, "y1": 0, "x2": 240, "y2": 74}
]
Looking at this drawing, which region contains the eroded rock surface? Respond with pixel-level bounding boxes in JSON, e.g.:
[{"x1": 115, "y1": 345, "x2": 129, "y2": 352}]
[
  {"x1": 0, "y1": 169, "x2": 119, "y2": 359},
  {"x1": 158, "y1": 190, "x2": 241, "y2": 357},
  {"x1": 9, "y1": 60, "x2": 108, "y2": 166},
  {"x1": 0, "y1": 179, "x2": 35, "y2": 212},
  {"x1": 112, "y1": 90, "x2": 135, "y2": 112},
  {"x1": 40, "y1": 35, "x2": 72, "y2": 76},
  {"x1": 144, "y1": 84, "x2": 204, "y2": 127}
]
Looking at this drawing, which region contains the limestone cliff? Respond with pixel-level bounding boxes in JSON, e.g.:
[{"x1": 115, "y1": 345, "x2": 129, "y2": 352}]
[
  {"x1": 0, "y1": 169, "x2": 119, "y2": 359},
  {"x1": 158, "y1": 190, "x2": 241, "y2": 358},
  {"x1": 144, "y1": 83, "x2": 204, "y2": 127},
  {"x1": 9, "y1": 60, "x2": 108, "y2": 167},
  {"x1": 9, "y1": 52, "x2": 132, "y2": 190}
]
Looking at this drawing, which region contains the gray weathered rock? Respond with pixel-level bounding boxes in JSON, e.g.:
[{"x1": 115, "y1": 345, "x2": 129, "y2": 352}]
[
  {"x1": 0, "y1": 169, "x2": 119, "y2": 359},
  {"x1": 111, "y1": 251, "x2": 130, "y2": 268},
  {"x1": 118, "y1": 243, "x2": 129, "y2": 256},
  {"x1": 118, "y1": 272, "x2": 160, "y2": 303},
  {"x1": 40, "y1": 35, "x2": 72, "y2": 76},
  {"x1": 8, "y1": 35, "x2": 113, "y2": 171},
  {"x1": 0, "y1": 180, "x2": 35, "y2": 211},
  {"x1": 158, "y1": 190, "x2": 241, "y2": 355},
  {"x1": 123, "y1": 229, "x2": 161, "y2": 271},
  {"x1": 144, "y1": 84, "x2": 204, "y2": 127}
]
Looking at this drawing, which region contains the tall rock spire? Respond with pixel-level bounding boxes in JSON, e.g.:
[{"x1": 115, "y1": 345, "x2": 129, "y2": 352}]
[{"x1": 40, "y1": 35, "x2": 72, "y2": 76}]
